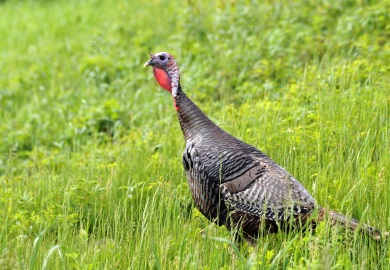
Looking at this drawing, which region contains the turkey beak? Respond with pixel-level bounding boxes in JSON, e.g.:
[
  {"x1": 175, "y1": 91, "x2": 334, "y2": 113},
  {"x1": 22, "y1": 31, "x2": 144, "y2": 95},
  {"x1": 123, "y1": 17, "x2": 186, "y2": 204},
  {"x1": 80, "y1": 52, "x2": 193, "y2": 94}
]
[
  {"x1": 144, "y1": 52, "x2": 156, "y2": 67},
  {"x1": 144, "y1": 59, "x2": 152, "y2": 67}
]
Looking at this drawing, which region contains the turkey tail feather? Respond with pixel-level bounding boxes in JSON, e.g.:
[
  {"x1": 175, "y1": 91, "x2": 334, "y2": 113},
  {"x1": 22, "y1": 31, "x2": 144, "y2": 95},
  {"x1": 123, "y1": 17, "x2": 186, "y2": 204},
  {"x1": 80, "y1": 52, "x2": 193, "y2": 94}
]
[{"x1": 319, "y1": 208, "x2": 387, "y2": 241}]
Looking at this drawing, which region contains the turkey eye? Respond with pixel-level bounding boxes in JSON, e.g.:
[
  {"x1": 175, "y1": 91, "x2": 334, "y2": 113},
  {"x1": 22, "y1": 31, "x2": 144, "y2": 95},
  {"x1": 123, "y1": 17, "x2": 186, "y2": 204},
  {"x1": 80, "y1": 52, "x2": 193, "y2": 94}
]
[{"x1": 159, "y1": 55, "x2": 166, "y2": 61}]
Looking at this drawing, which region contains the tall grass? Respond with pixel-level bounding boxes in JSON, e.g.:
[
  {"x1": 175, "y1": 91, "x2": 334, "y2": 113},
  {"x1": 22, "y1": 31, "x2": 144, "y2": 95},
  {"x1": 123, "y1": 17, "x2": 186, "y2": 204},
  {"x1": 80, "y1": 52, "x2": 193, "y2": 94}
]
[{"x1": 0, "y1": 0, "x2": 389, "y2": 268}]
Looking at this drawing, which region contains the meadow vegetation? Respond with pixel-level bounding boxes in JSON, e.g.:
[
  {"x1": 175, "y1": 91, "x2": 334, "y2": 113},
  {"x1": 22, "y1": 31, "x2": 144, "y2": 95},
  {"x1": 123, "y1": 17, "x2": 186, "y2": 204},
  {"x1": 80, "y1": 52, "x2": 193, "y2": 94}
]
[{"x1": 0, "y1": 0, "x2": 389, "y2": 268}]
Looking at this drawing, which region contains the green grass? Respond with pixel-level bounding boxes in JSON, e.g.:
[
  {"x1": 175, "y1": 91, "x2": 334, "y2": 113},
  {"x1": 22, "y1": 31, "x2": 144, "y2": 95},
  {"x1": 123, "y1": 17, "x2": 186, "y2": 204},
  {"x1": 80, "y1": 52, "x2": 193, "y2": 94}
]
[{"x1": 1, "y1": 0, "x2": 390, "y2": 268}]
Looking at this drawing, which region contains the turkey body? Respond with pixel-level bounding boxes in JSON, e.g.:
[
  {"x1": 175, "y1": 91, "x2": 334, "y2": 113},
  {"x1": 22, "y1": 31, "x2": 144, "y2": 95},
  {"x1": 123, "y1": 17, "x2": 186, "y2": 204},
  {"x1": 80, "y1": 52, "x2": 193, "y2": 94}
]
[
  {"x1": 144, "y1": 52, "x2": 384, "y2": 241},
  {"x1": 177, "y1": 90, "x2": 315, "y2": 237}
]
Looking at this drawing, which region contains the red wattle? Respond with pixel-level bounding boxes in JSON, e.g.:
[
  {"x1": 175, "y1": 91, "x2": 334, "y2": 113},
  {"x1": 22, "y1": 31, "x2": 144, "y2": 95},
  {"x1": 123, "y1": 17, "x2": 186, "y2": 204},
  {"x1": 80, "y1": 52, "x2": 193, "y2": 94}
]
[{"x1": 153, "y1": 67, "x2": 172, "y2": 92}]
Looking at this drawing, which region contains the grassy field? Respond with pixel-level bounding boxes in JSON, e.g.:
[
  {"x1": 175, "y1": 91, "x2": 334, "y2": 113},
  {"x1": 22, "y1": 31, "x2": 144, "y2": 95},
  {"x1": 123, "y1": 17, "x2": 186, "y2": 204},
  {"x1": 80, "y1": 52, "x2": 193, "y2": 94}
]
[{"x1": 1, "y1": 0, "x2": 390, "y2": 269}]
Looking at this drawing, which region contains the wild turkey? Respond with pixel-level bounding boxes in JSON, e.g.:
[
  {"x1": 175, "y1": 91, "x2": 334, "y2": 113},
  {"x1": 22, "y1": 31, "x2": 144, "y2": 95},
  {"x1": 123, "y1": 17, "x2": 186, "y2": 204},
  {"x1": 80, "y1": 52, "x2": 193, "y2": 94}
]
[{"x1": 144, "y1": 52, "x2": 386, "y2": 241}]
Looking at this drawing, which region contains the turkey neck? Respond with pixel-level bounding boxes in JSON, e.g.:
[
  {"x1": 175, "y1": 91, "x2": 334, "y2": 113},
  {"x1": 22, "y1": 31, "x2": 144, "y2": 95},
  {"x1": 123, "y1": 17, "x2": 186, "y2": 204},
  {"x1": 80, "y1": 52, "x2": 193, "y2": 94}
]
[{"x1": 174, "y1": 86, "x2": 224, "y2": 143}]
